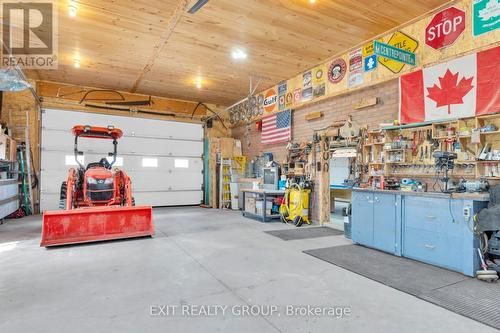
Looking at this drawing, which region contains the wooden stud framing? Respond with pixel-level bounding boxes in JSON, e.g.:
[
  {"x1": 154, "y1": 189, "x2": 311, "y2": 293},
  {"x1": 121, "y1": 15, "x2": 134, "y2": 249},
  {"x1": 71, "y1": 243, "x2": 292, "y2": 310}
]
[{"x1": 318, "y1": 134, "x2": 331, "y2": 225}]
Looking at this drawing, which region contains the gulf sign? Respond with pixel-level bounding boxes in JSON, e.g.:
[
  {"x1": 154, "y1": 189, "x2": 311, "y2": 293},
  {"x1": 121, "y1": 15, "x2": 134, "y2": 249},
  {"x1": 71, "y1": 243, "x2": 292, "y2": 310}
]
[{"x1": 264, "y1": 88, "x2": 278, "y2": 113}]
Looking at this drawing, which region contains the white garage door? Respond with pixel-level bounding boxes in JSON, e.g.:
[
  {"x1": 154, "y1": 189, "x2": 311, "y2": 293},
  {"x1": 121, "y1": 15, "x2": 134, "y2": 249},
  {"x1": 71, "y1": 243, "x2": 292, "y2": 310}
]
[{"x1": 40, "y1": 109, "x2": 204, "y2": 211}]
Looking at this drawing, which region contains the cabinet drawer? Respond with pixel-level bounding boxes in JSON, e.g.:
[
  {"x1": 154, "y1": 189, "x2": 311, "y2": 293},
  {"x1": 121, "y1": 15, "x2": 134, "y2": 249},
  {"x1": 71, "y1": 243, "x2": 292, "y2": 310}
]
[
  {"x1": 403, "y1": 227, "x2": 463, "y2": 271},
  {"x1": 403, "y1": 227, "x2": 442, "y2": 266},
  {"x1": 404, "y1": 197, "x2": 448, "y2": 232},
  {"x1": 404, "y1": 196, "x2": 463, "y2": 237}
]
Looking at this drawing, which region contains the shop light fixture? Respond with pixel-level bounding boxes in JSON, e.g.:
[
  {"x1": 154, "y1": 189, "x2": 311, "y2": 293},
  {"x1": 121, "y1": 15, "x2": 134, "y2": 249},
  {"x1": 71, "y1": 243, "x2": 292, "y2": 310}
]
[
  {"x1": 231, "y1": 48, "x2": 248, "y2": 60},
  {"x1": 69, "y1": 0, "x2": 78, "y2": 17},
  {"x1": 195, "y1": 77, "x2": 203, "y2": 89}
]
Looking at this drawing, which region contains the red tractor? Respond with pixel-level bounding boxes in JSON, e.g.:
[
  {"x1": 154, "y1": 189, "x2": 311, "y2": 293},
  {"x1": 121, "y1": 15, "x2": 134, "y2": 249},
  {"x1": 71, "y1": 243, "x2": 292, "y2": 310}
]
[{"x1": 41, "y1": 125, "x2": 154, "y2": 247}]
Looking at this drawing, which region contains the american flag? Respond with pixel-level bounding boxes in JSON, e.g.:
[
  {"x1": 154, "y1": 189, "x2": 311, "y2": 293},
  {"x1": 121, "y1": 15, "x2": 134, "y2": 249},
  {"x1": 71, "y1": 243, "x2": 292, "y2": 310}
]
[{"x1": 262, "y1": 110, "x2": 292, "y2": 145}]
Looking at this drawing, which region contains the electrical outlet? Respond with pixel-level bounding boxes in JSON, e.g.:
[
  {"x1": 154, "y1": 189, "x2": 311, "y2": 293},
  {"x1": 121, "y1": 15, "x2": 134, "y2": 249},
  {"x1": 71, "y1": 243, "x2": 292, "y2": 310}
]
[{"x1": 463, "y1": 205, "x2": 471, "y2": 221}]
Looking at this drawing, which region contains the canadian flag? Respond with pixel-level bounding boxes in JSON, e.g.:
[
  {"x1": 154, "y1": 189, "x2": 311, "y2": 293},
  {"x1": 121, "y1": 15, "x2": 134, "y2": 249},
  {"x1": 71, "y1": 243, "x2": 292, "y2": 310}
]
[{"x1": 400, "y1": 46, "x2": 499, "y2": 124}]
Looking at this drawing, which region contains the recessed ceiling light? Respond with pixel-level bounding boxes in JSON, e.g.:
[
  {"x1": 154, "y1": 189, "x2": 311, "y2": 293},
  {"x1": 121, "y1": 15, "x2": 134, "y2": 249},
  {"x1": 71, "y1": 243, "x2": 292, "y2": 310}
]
[
  {"x1": 310, "y1": 0, "x2": 317, "y2": 3},
  {"x1": 195, "y1": 77, "x2": 202, "y2": 89},
  {"x1": 69, "y1": 0, "x2": 77, "y2": 17},
  {"x1": 231, "y1": 48, "x2": 247, "y2": 60}
]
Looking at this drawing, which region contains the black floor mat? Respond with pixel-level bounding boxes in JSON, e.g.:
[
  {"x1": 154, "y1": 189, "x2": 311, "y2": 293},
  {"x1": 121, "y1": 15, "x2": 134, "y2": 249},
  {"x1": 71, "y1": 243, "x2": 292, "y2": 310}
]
[
  {"x1": 304, "y1": 244, "x2": 500, "y2": 330},
  {"x1": 264, "y1": 227, "x2": 343, "y2": 241}
]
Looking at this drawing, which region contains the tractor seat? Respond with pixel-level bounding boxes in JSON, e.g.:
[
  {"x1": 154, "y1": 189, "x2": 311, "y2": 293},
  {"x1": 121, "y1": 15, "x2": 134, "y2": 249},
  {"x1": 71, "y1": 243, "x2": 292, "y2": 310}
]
[{"x1": 86, "y1": 158, "x2": 112, "y2": 170}]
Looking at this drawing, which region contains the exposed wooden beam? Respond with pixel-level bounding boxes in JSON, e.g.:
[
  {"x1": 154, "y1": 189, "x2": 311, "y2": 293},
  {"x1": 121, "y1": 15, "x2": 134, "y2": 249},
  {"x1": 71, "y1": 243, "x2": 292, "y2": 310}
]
[
  {"x1": 37, "y1": 81, "x2": 207, "y2": 117},
  {"x1": 130, "y1": 0, "x2": 191, "y2": 93}
]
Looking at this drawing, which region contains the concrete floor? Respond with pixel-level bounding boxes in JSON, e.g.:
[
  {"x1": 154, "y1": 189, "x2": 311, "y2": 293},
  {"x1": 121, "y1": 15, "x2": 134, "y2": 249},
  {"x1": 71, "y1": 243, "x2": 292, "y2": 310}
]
[
  {"x1": 0, "y1": 207, "x2": 495, "y2": 333},
  {"x1": 331, "y1": 201, "x2": 349, "y2": 231}
]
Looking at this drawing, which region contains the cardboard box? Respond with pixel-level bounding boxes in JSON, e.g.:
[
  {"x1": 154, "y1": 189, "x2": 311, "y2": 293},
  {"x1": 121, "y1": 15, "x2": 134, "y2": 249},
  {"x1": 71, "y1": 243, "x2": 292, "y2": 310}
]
[
  {"x1": 0, "y1": 135, "x2": 7, "y2": 161},
  {"x1": 220, "y1": 137, "x2": 235, "y2": 158},
  {"x1": 234, "y1": 140, "x2": 242, "y2": 156},
  {"x1": 219, "y1": 138, "x2": 243, "y2": 159},
  {"x1": 255, "y1": 200, "x2": 273, "y2": 216},
  {"x1": 0, "y1": 135, "x2": 17, "y2": 162},
  {"x1": 245, "y1": 197, "x2": 256, "y2": 213},
  {"x1": 7, "y1": 138, "x2": 16, "y2": 162}
]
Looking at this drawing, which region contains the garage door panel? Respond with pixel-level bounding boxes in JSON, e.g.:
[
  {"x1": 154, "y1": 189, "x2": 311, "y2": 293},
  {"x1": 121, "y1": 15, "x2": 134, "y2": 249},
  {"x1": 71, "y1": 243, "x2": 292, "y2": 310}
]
[
  {"x1": 41, "y1": 194, "x2": 60, "y2": 211},
  {"x1": 41, "y1": 151, "x2": 203, "y2": 172},
  {"x1": 42, "y1": 130, "x2": 93, "y2": 151},
  {"x1": 118, "y1": 137, "x2": 202, "y2": 156},
  {"x1": 42, "y1": 110, "x2": 203, "y2": 140},
  {"x1": 129, "y1": 172, "x2": 203, "y2": 191},
  {"x1": 41, "y1": 109, "x2": 204, "y2": 210},
  {"x1": 40, "y1": 170, "x2": 203, "y2": 194},
  {"x1": 41, "y1": 191, "x2": 202, "y2": 211},
  {"x1": 134, "y1": 191, "x2": 202, "y2": 206},
  {"x1": 42, "y1": 131, "x2": 202, "y2": 157},
  {"x1": 40, "y1": 170, "x2": 68, "y2": 194}
]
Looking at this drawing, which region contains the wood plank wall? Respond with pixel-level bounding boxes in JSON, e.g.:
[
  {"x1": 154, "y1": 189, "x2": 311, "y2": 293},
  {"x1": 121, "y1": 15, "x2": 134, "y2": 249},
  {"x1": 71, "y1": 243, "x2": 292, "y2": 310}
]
[
  {"x1": 232, "y1": 79, "x2": 400, "y2": 221},
  {"x1": 233, "y1": 80, "x2": 399, "y2": 162}
]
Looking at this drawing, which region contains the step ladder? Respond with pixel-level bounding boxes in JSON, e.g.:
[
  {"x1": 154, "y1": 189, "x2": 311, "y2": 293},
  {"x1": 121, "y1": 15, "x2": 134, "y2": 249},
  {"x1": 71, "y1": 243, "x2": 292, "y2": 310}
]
[
  {"x1": 219, "y1": 158, "x2": 232, "y2": 209},
  {"x1": 17, "y1": 145, "x2": 32, "y2": 215},
  {"x1": 16, "y1": 111, "x2": 34, "y2": 215}
]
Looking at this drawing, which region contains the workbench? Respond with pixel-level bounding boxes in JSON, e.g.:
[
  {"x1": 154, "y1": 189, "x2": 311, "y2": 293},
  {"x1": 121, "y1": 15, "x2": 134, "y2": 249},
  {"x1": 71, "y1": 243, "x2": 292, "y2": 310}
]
[
  {"x1": 351, "y1": 188, "x2": 489, "y2": 276},
  {"x1": 241, "y1": 189, "x2": 285, "y2": 222},
  {"x1": 330, "y1": 185, "x2": 352, "y2": 212}
]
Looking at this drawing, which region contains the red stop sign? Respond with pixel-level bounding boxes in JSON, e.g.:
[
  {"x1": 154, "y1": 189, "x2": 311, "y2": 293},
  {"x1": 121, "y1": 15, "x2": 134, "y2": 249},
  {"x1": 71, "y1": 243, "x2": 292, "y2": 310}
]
[{"x1": 426, "y1": 7, "x2": 465, "y2": 49}]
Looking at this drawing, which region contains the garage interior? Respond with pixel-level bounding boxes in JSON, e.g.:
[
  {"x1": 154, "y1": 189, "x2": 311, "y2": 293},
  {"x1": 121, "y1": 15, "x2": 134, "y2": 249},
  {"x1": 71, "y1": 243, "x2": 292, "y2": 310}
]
[{"x1": 1, "y1": 0, "x2": 500, "y2": 332}]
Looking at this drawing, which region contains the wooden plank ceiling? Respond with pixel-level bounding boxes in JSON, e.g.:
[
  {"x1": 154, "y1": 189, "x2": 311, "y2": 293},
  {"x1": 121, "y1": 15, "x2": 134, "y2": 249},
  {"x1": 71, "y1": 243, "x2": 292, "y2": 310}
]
[{"x1": 22, "y1": 0, "x2": 450, "y2": 105}]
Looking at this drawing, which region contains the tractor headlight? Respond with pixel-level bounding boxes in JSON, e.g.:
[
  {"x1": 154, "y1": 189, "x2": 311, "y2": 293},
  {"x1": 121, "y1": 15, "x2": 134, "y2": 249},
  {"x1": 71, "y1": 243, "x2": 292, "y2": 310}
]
[
  {"x1": 104, "y1": 178, "x2": 114, "y2": 184},
  {"x1": 87, "y1": 178, "x2": 98, "y2": 184}
]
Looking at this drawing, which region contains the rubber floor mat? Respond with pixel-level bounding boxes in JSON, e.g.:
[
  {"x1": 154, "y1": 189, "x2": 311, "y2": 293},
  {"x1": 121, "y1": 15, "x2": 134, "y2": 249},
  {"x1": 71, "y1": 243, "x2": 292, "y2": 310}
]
[
  {"x1": 304, "y1": 244, "x2": 500, "y2": 330},
  {"x1": 264, "y1": 227, "x2": 343, "y2": 241}
]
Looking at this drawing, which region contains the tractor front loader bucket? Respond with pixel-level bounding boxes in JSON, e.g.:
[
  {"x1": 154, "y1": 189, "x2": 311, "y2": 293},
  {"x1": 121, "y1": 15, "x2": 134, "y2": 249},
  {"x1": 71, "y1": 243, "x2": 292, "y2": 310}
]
[{"x1": 41, "y1": 206, "x2": 154, "y2": 247}]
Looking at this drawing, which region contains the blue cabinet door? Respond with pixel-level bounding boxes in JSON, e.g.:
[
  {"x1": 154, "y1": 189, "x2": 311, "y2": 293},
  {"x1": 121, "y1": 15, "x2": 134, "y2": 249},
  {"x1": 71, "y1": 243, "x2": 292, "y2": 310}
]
[
  {"x1": 373, "y1": 194, "x2": 397, "y2": 254},
  {"x1": 352, "y1": 192, "x2": 374, "y2": 246}
]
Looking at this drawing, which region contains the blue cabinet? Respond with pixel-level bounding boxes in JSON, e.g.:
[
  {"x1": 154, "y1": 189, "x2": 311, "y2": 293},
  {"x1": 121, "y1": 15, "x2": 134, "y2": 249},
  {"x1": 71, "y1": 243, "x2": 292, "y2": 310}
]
[
  {"x1": 352, "y1": 191, "x2": 400, "y2": 255},
  {"x1": 352, "y1": 189, "x2": 488, "y2": 277}
]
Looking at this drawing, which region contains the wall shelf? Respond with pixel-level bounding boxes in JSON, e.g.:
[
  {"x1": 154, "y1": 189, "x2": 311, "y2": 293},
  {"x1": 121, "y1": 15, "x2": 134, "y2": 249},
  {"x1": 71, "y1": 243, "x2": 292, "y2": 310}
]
[
  {"x1": 362, "y1": 113, "x2": 500, "y2": 180},
  {"x1": 480, "y1": 131, "x2": 500, "y2": 136}
]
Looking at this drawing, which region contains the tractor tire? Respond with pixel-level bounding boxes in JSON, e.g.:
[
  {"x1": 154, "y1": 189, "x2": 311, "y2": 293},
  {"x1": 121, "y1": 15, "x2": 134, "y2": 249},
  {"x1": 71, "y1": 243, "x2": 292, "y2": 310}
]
[{"x1": 59, "y1": 181, "x2": 67, "y2": 210}]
